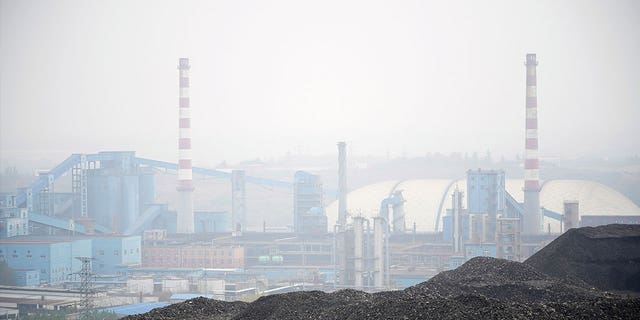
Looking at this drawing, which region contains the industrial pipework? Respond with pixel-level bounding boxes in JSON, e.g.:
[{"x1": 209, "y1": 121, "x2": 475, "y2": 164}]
[
  {"x1": 353, "y1": 216, "x2": 365, "y2": 288},
  {"x1": 523, "y1": 53, "x2": 541, "y2": 235},
  {"x1": 177, "y1": 58, "x2": 195, "y2": 233}
]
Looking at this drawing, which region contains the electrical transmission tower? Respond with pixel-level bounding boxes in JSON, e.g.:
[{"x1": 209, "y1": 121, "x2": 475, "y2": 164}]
[{"x1": 74, "y1": 257, "x2": 95, "y2": 320}]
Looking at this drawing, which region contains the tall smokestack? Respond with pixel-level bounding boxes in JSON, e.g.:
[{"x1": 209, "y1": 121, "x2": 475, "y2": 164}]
[
  {"x1": 177, "y1": 58, "x2": 194, "y2": 233},
  {"x1": 523, "y1": 53, "x2": 541, "y2": 235},
  {"x1": 337, "y1": 141, "x2": 347, "y2": 230}
]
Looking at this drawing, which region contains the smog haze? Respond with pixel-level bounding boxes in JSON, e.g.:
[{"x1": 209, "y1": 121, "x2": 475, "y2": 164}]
[{"x1": 1, "y1": 0, "x2": 639, "y2": 167}]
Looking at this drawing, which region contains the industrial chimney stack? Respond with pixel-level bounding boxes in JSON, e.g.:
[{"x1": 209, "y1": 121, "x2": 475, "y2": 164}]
[
  {"x1": 523, "y1": 53, "x2": 541, "y2": 235},
  {"x1": 176, "y1": 58, "x2": 194, "y2": 233},
  {"x1": 337, "y1": 141, "x2": 347, "y2": 230}
]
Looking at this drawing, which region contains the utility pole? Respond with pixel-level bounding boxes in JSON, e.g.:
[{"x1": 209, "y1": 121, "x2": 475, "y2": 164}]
[{"x1": 74, "y1": 257, "x2": 95, "y2": 320}]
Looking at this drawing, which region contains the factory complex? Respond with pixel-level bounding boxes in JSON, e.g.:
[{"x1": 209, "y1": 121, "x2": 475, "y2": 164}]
[{"x1": 1, "y1": 55, "x2": 639, "y2": 317}]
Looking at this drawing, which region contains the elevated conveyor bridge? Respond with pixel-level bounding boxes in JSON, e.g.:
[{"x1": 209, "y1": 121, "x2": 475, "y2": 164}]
[{"x1": 13, "y1": 152, "x2": 293, "y2": 235}]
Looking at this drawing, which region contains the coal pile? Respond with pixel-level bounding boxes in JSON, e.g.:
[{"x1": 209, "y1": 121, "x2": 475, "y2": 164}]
[
  {"x1": 123, "y1": 297, "x2": 247, "y2": 320},
  {"x1": 525, "y1": 224, "x2": 640, "y2": 292},
  {"x1": 407, "y1": 256, "x2": 600, "y2": 304},
  {"x1": 124, "y1": 257, "x2": 640, "y2": 320},
  {"x1": 124, "y1": 224, "x2": 640, "y2": 319}
]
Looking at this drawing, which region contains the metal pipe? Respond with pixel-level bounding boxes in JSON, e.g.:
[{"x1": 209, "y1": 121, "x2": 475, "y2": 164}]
[
  {"x1": 373, "y1": 217, "x2": 384, "y2": 288},
  {"x1": 332, "y1": 223, "x2": 340, "y2": 289},
  {"x1": 452, "y1": 188, "x2": 461, "y2": 253},
  {"x1": 353, "y1": 217, "x2": 364, "y2": 288}
]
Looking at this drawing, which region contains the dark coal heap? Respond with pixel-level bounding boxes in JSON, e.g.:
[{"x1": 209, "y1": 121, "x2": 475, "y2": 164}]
[
  {"x1": 124, "y1": 225, "x2": 640, "y2": 320},
  {"x1": 525, "y1": 224, "x2": 640, "y2": 292}
]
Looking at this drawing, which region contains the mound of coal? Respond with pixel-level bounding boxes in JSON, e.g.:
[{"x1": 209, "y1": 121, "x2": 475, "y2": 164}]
[
  {"x1": 122, "y1": 297, "x2": 247, "y2": 320},
  {"x1": 407, "y1": 256, "x2": 599, "y2": 304},
  {"x1": 525, "y1": 224, "x2": 640, "y2": 292},
  {"x1": 125, "y1": 225, "x2": 640, "y2": 319},
  {"x1": 124, "y1": 256, "x2": 640, "y2": 319}
]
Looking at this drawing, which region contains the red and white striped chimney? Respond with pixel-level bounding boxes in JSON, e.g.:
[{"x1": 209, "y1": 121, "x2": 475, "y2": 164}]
[
  {"x1": 523, "y1": 53, "x2": 541, "y2": 235},
  {"x1": 177, "y1": 58, "x2": 194, "y2": 233}
]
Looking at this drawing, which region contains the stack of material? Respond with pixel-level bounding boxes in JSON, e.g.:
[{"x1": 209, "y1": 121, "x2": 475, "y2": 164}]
[{"x1": 125, "y1": 224, "x2": 640, "y2": 320}]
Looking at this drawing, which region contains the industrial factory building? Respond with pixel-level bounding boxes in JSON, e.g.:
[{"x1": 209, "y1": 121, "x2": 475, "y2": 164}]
[
  {"x1": 0, "y1": 235, "x2": 140, "y2": 285},
  {"x1": 0, "y1": 54, "x2": 639, "y2": 318}
]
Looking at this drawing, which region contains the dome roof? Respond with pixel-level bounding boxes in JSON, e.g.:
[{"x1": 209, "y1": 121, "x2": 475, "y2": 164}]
[{"x1": 325, "y1": 179, "x2": 640, "y2": 233}]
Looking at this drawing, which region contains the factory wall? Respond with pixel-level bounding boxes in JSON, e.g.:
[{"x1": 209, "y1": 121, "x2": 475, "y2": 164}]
[
  {"x1": 122, "y1": 175, "x2": 141, "y2": 230},
  {"x1": 93, "y1": 236, "x2": 141, "y2": 275},
  {"x1": 0, "y1": 208, "x2": 28, "y2": 238},
  {"x1": 467, "y1": 170, "x2": 505, "y2": 214},
  {"x1": 441, "y1": 212, "x2": 470, "y2": 242},
  {"x1": 87, "y1": 169, "x2": 140, "y2": 233},
  {"x1": 138, "y1": 172, "x2": 156, "y2": 210},
  {"x1": 0, "y1": 217, "x2": 28, "y2": 238},
  {"x1": 71, "y1": 239, "x2": 93, "y2": 274},
  {"x1": 293, "y1": 171, "x2": 326, "y2": 233},
  {"x1": 0, "y1": 239, "x2": 91, "y2": 285},
  {"x1": 0, "y1": 236, "x2": 140, "y2": 286},
  {"x1": 87, "y1": 174, "x2": 122, "y2": 230},
  {"x1": 142, "y1": 244, "x2": 244, "y2": 269},
  {"x1": 15, "y1": 269, "x2": 40, "y2": 286},
  {"x1": 0, "y1": 194, "x2": 17, "y2": 208}
]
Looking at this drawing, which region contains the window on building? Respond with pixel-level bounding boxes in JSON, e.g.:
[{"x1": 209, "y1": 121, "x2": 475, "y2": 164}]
[
  {"x1": 114, "y1": 250, "x2": 119, "y2": 256},
  {"x1": 99, "y1": 250, "x2": 104, "y2": 255}
]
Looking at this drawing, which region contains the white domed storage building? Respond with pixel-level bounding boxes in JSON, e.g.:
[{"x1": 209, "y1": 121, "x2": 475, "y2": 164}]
[{"x1": 325, "y1": 179, "x2": 640, "y2": 234}]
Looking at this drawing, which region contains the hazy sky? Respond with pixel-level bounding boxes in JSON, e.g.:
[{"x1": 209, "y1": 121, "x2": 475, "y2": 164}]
[{"x1": 1, "y1": 0, "x2": 639, "y2": 167}]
